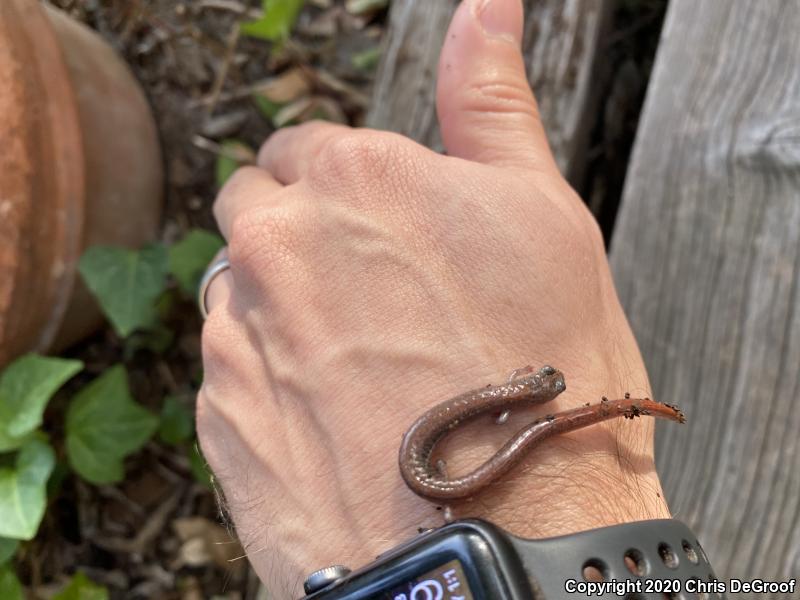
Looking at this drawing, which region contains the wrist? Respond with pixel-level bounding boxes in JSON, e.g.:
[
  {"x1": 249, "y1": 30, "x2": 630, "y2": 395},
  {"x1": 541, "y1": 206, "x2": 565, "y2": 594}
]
[
  {"x1": 402, "y1": 424, "x2": 670, "y2": 540},
  {"x1": 403, "y1": 356, "x2": 666, "y2": 535}
]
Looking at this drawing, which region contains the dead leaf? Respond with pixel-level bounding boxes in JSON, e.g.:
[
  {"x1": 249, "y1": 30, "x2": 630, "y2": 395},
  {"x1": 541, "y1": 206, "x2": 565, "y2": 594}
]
[
  {"x1": 180, "y1": 537, "x2": 211, "y2": 567},
  {"x1": 181, "y1": 576, "x2": 204, "y2": 600},
  {"x1": 173, "y1": 517, "x2": 244, "y2": 571},
  {"x1": 201, "y1": 110, "x2": 250, "y2": 138},
  {"x1": 346, "y1": 0, "x2": 388, "y2": 17},
  {"x1": 272, "y1": 96, "x2": 315, "y2": 127},
  {"x1": 307, "y1": 96, "x2": 348, "y2": 123},
  {"x1": 253, "y1": 68, "x2": 311, "y2": 104}
]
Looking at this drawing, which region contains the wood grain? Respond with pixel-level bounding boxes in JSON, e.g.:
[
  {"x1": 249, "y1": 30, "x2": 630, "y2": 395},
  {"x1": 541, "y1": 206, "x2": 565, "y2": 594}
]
[
  {"x1": 366, "y1": 0, "x2": 611, "y2": 182},
  {"x1": 610, "y1": 1, "x2": 800, "y2": 595}
]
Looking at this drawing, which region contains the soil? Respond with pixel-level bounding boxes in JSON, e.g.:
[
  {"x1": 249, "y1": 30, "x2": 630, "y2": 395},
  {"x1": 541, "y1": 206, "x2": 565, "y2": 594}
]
[{"x1": 24, "y1": 1, "x2": 666, "y2": 598}]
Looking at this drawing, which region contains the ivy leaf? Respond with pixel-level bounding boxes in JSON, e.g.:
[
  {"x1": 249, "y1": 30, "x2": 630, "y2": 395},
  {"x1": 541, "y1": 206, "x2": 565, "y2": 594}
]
[
  {"x1": 79, "y1": 244, "x2": 169, "y2": 337},
  {"x1": 240, "y1": 0, "x2": 305, "y2": 42},
  {"x1": 252, "y1": 94, "x2": 283, "y2": 122},
  {"x1": 52, "y1": 572, "x2": 108, "y2": 600},
  {"x1": 65, "y1": 366, "x2": 158, "y2": 485},
  {"x1": 168, "y1": 230, "x2": 225, "y2": 295},
  {"x1": 0, "y1": 354, "x2": 83, "y2": 451},
  {"x1": 158, "y1": 396, "x2": 194, "y2": 445},
  {"x1": 0, "y1": 538, "x2": 18, "y2": 566},
  {"x1": 0, "y1": 566, "x2": 23, "y2": 600},
  {"x1": 215, "y1": 140, "x2": 255, "y2": 188},
  {"x1": 0, "y1": 439, "x2": 55, "y2": 540}
]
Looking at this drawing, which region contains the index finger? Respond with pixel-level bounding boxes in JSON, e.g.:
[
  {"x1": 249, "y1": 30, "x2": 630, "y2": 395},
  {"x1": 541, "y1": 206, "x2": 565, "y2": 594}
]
[{"x1": 256, "y1": 120, "x2": 352, "y2": 185}]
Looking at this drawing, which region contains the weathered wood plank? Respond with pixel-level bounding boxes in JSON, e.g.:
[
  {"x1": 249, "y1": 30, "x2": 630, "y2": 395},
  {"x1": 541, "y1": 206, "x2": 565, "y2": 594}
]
[
  {"x1": 367, "y1": 0, "x2": 611, "y2": 182},
  {"x1": 610, "y1": 1, "x2": 800, "y2": 595}
]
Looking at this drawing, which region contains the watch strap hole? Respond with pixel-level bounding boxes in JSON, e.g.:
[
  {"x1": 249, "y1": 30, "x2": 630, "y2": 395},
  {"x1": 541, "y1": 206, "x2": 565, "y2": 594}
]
[
  {"x1": 681, "y1": 539, "x2": 700, "y2": 564},
  {"x1": 624, "y1": 547, "x2": 648, "y2": 576},
  {"x1": 658, "y1": 542, "x2": 680, "y2": 569},
  {"x1": 582, "y1": 558, "x2": 608, "y2": 582}
]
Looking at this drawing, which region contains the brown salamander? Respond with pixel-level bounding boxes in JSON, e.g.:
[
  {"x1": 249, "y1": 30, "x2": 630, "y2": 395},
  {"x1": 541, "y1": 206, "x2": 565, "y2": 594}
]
[{"x1": 398, "y1": 365, "x2": 685, "y2": 501}]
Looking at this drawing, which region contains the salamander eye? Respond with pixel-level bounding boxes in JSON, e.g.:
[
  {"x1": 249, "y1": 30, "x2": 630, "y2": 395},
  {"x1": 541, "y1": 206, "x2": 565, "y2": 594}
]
[{"x1": 539, "y1": 365, "x2": 556, "y2": 375}]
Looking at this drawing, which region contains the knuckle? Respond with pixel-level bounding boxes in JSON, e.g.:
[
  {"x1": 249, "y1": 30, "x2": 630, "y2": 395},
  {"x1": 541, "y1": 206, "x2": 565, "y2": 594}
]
[
  {"x1": 227, "y1": 207, "x2": 271, "y2": 268},
  {"x1": 311, "y1": 131, "x2": 403, "y2": 185},
  {"x1": 227, "y1": 204, "x2": 305, "y2": 279},
  {"x1": 214, "y1": 165, "x2": 258, "y2": 203},
  {"x1": 257, "y1": 121, "x2": 326, "y2": 165},
  {"x1": 226, "y1": 209, "x2": 262, "y2": 268},
  {"x1": 200, "y1": 311, "x2": 238, "y2": 375},
  {"x1": 460, "y1": 78, "x2": 540, "y2": 122},
  {"x1": 583, "y1": 211, "x2": 605, "y2": 252},
  {"x1": 212, "y1": 165, "x2": 262, "y2": 221}
]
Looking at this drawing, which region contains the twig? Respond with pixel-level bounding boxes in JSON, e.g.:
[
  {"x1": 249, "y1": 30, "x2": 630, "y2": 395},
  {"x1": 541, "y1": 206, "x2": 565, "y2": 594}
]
[
  {"x1": 206, "y1": 23, "x2": 241, "y2": 118},
  {"x1": 198, "y1": 0, "x2": 262, "y2": 19},
  {"x1": 188, "y1": 79, "x2": 270, "y2": 108},
  {"x1": 304, "y1": 66, "x2": 371, "y2": 108},
  {"x1": 192, "y1": 135, "x2": 254, "y2": 163},
  {"x1": 157, "y1": 360, "x2": 180, "y2": 394},
  {"x1": 118, "y1": 0, "x2": 147, "y2": 48},
  {"x1": 96, "y1": 485, "x2": 147, "y2": 517},
  {"x1": 93, "y1": 492, "x2": 182, "y2": 555}
]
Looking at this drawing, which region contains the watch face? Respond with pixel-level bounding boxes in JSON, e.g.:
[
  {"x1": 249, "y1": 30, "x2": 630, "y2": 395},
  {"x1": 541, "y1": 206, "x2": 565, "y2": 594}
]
[
  {"x1": 379, "y1": 559, "x2": 475, "y2": 600},
  {"x1": 304, "y1": 522, "x2": 523, "y2": 600}
]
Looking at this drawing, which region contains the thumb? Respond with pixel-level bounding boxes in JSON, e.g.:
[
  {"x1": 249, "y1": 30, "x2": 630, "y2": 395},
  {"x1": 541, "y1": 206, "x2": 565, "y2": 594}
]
[{"x1": 437, "y1": 0, "x2": 556, "y2": 171}]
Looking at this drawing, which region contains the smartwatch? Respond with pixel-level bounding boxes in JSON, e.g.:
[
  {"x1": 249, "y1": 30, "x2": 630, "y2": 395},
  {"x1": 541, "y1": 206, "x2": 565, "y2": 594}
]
[{"x1": 300, "y1": 519, "x2": 724, "y2": 599}]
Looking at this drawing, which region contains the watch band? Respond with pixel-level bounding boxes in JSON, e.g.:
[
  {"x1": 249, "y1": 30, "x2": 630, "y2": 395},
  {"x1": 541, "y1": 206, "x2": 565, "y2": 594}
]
[
  {"x1": 510, "y1": 519, "x2": 723, "y2": 599},
  {"x1": 300, "y1": 518, "x2": 723, "y2": 599}
]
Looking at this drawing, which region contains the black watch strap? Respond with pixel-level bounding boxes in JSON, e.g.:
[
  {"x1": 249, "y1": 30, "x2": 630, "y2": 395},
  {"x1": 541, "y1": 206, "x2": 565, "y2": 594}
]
[{"x1": 510, "y1": 519, "x2": 724, "y2": 599}]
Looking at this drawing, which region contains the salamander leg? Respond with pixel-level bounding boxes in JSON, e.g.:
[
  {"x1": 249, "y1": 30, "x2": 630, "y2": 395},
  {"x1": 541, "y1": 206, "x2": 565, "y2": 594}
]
[
  {"x1": 433, "y1": 459, "x2": 455, "y2": 523},
  {"x1": 496, "y1": 365, "x2": 535, "y2": 424},
  {"x1": 443, "y1": 505, "x2": 454, "y2": 523}
]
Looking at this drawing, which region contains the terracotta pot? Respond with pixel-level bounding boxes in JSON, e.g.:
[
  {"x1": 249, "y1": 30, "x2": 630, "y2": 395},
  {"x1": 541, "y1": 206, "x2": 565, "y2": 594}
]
[{"x1": 0, "y1": 0, "x2": 163, "y2": 366}]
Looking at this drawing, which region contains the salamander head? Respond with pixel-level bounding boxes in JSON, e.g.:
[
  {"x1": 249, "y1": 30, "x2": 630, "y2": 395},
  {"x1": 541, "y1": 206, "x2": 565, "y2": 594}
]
[{"x1": 537, "y1": 365, "x2": 566, "y2": 396}]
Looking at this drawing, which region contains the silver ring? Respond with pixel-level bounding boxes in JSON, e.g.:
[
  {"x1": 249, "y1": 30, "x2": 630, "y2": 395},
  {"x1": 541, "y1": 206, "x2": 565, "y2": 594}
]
[{"x1": 198, "y1": 258, "x2": 230, "y2": 319}]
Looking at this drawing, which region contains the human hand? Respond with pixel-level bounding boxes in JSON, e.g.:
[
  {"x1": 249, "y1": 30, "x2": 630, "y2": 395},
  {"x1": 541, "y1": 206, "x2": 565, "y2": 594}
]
[{"x1": 197, "y1": 0, "x2": 670, "y2": 597}]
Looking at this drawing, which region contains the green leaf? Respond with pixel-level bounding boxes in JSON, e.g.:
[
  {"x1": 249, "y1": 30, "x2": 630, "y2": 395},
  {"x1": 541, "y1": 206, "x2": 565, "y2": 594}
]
[
  {"x1": 52, "y1": 572, "x2": 108, "y2": 600},
  {"x1": 168, "y1": 230, "x2": 225, "y2": 295},
  {"x1": 0, "y1": 538, "x2": 18, "y2": 566},
  {"x1": 159, "y1": 397, "x2": 194, "y2": 445},
  {"x1": 65, "y1": 366, "x2": 158, "y2": 485},
  {"x1": 79, "y1": 244, "x2": 169, "y2": 337},
  {"x1": 351, "y1": 46, "x2": 381, "y2": 71},
  {"x1": 252, "y1": 94, "x2": 283, "y2": 122},
  {"x1": 215, "y1": 140, "x2": 254, "y2": 188},
  {"x1": 0, "y1": 439, "x2": 55, "y2": 540},
  {"x1": 0, "y1": 354, "x2": 82, "y2": 451},
  {"x1": 240, "y1": 0, "x2": 305, "y2": 41},
  {"x1": 0, "y1": 566, "x2": 23, "y2": 600}
]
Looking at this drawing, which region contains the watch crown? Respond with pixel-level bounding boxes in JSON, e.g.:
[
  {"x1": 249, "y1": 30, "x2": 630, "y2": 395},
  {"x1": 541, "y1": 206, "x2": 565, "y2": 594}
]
[{"x1": 303, "y1": 564, "x2": 352, "y2": 594}]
